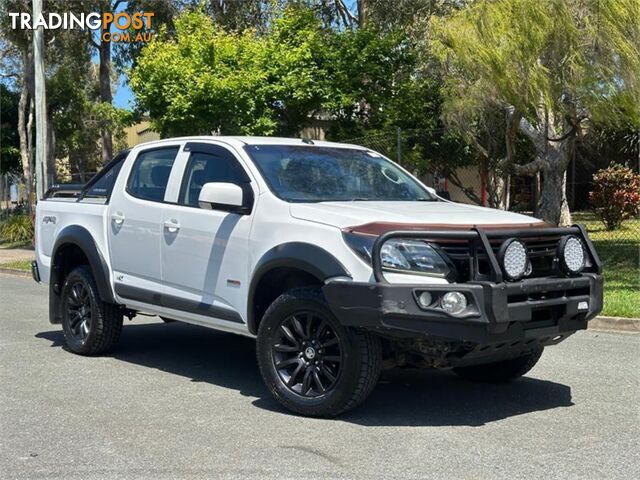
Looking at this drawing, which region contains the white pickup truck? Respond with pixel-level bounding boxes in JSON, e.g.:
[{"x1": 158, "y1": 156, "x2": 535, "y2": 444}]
[{"x1": 34, "y1": 136, "x2": 603, "y2": 416}]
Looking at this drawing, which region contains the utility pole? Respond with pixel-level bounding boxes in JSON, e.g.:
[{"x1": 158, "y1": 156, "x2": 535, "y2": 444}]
[{"x1": 33, "y1": 0, "x2": 49, "y2": 200}]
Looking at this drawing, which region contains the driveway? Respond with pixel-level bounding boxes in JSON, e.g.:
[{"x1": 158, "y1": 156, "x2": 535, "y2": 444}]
[{"x1": 1, "y1": 275, "x2": 638, "y2": 479}]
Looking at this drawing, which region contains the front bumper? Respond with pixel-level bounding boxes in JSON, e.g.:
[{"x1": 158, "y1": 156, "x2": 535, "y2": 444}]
[
  {"x1": 324, "y1": 224, "x2": 603, "y2": 361},
  {"x1": 323, "y1": 273, "x2": 603, "y2": 345}
]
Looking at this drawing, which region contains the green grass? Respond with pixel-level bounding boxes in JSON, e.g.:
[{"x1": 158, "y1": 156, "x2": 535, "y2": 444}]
[
  {"x1": 573, "y1": 212, "x2": 639, "y2": 318},
  {"x1": 0, "y1": 259, "x2": 32, "y2": 272},
  {"x1": 573, "y1": 212, "x2": 640, "y2": 243}
]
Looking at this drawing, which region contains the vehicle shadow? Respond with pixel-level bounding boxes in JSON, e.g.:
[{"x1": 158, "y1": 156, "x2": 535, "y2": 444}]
[{"x1": 36, "y1": 321, "x2": 573, "y2": 427}]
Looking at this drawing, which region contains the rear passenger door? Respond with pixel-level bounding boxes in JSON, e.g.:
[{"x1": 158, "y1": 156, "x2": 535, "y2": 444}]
[
  {"x1": 160, "y1": 142, "x2": 256, "y2": 326},
  {"x1": 108, "y1": 145, "x2": 181, "y2": 300}
]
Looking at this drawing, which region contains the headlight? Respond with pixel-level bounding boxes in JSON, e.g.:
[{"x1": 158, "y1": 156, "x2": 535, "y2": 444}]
[
  {"x1": 558, "y1": 235, "x2": 585, "y2": 274},
  {"x1": 380, "y1": 239, "x2": 451, "y2": 277},
  {"x1": 343, "y1": 233, "x2": 452, "y2": 278},
  {"x1": 380, "y1": 241, "x2": 411, "y2": 270},
  {"x1": 498, "y1": 238, "x2": 528, "y2": 280}
]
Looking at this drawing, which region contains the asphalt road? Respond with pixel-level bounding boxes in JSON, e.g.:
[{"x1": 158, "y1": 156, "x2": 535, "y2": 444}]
[{"x1": 1, "y1": 275, "x2": 639, "y2": 480}]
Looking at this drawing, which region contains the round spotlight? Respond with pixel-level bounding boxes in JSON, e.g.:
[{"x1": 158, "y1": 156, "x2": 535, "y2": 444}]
[
  {"x1": 417, "y1": 291, "x2": 433, "y2": 308},
  {"x1": 499, "y1": 238, "x2": 528, "y2": 280},
  {"x1": 441, "y1": 291, "x2": 467, "y2": 315},
  {"x1": 558, "y1": 235, "x2": 586, "y2": 274}
]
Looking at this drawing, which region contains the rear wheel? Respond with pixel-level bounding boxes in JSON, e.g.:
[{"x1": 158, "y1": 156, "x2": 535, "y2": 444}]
[
  {"x1": 256, "y1": 287, "x2": 381, "y2": 417},
  {"x1": 453, "y1": 347, "x2": 544, "y2": 383},
  {"x1": 61, "y1": 266, "x2": 123, "y2": 355}
]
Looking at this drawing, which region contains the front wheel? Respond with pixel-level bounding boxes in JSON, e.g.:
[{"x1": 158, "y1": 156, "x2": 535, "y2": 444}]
[
  {"x1": 256, "y1": 287, "x2": 381, "y2": 417},
  {"x1": 453, "y1": 347, "x2": 544, "y2": 383}
]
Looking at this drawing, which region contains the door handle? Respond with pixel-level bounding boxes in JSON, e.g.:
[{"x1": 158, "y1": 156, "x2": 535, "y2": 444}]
[
  {"x1": 111, "y1": 212, "x2": 125, "y2": 225},
  {"x1": 164, "y1": 219, "x2": 180, "y2": 233}
]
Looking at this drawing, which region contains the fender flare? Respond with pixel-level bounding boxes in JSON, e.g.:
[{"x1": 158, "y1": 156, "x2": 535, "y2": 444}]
[
  {"x1": 247, "y1": 242, "x2": 349, "y2": 334},
  {"x1": 51, "y1": 225, "x2": 114, "y2": 304}
]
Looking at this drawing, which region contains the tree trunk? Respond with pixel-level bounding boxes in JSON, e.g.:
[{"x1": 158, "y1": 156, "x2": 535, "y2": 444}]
[
  {"x1": 18, "y1": 50, "x2": 34, "y2": 211},
  {"x1": 533, "y1": 172, "x2": 541, "y2": 209},
  {"x1": 514, "y1": 111, "x2": 573, "y2": 226},
  {"x1": 487, "y1": 171, "x2": 507, "y2": 209},
  {"x1": 536, "y1": 162, "x2": 571, "y2": 226},
  {"x1": 357, "y1": 0, "x2": 369, "y2": 26},
  {"x1": 99, "y1": 29, "x2": 113, "y2": 164}
]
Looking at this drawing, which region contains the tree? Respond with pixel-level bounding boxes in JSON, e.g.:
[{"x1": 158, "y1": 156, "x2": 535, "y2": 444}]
[
  {"x1": 263, "y1": 5, "x2": 339, "y2": 135},
  {"x1": 326, "y1": 27, "x2": 410, "y2": 138},
  {"x1": 205, "y1": 0, "x2": 279, "y2": 32},
  {"x1": 0, "y1": 0, "x2": 35, "y2": 208},
  {"x1": 50, "y1": 57, "x2": 132, "y2": 181},
  {"x1": 131, "y1": 10, "x2": 273, "y2": 136},
  {"x1": 1, "y1": 0, "x2": 134, "y2": 190},
  {"x1": 131, "y1": 6, "x2": 343, "y2": 136},
  {"x1": 130, "y1": 3, "x2": 476, "y2": 196},
  {"x1": 431, "y1": 0, "x2": 640, "y2": 225},
  {"x1": 0, "y1": 84, "x2": 21, "y2": 174},
  {"x1": 86, "y1": 0, "x2": 177, "y2": 162}
]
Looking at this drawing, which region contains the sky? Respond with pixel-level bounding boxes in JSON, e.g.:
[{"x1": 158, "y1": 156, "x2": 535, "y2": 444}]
[
  {"x1": 102, "y1": 1, "x2": 135, "y2": 110},
  {"x1": 113, "y1": 76, "x2": 134, "y2": 109}
]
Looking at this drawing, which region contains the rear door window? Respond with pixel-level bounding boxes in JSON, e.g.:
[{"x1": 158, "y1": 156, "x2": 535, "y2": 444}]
[
  {"x1": 82, "y1": 150, "x2": 129, "y2": 200},
  {"x1": 127, "y1": 147, "x2": 180, "y2": 202}
]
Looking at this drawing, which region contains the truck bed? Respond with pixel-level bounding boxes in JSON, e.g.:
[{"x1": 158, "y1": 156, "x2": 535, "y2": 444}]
[{"x1": 35, "y1": 198, "x2": 111, "y2": 286}]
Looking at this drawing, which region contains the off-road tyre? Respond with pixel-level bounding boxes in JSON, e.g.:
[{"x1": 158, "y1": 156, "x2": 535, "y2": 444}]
[
  {"x1": 61, "y1": 265, "x2": 123, "y2": 355},
  {"x1": 256, "y1": 287, "x2": 381, "y2": 417}
]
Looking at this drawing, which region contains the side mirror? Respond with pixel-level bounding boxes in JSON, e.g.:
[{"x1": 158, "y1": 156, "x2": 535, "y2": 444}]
[
  {"x1": 436, "y1": 190, "x2": 451, "y2": 200},
  {"x1": 198, "y1": 182, "x2": 253, "y2": 215}
]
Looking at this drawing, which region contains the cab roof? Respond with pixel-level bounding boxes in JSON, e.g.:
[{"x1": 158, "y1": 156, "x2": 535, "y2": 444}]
[{"x1": 134, "y1": 135, "x2": 367, "y2": 151}]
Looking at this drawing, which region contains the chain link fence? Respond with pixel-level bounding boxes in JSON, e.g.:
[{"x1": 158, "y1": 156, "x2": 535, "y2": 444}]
[
  {"x1": 0, "y1": 174, "x2": 28, "y2": 217},
  {"x1": 0, "y1": 172, "x2": 96, "y2": 215}
]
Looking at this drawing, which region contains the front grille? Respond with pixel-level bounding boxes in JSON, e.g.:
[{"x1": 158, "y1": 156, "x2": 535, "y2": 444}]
[{"x1": 438, "y1": 236, "x2": 562, "y2": 282}]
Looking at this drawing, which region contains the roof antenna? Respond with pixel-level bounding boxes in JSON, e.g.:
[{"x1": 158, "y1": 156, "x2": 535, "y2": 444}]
[{"x1": 301, "y1": 137, "x2": 314, "y2": 145}]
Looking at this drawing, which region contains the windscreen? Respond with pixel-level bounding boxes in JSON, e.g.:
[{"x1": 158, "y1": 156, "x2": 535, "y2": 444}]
[{"x1": 244, "y1": 145, "x2": 435, "y2": 203}]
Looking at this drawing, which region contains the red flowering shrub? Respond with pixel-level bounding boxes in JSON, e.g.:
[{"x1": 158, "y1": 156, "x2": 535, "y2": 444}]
[{"x1": 590, "y1": 164, "x2": 640, "y2": 230}]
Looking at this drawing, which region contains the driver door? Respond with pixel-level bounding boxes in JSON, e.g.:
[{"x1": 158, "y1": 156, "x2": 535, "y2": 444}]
[{"x1": 160, "y1": 142, "x2": 256, "y2": 325}]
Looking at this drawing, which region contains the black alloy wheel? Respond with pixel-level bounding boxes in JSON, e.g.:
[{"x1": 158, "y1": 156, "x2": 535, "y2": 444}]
[
  {"x1": 257, "y1": 287, "x2": 381, "y2": 417},
  {"x1": 272, "y1": 312, "x2": 343, "y2": 397},
  {"x1": 61, "y1": 266, "x2": 123, "y2": 355},
  {"x1": 65, "y1": 281, "x2": 93, "y2": 342}
]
